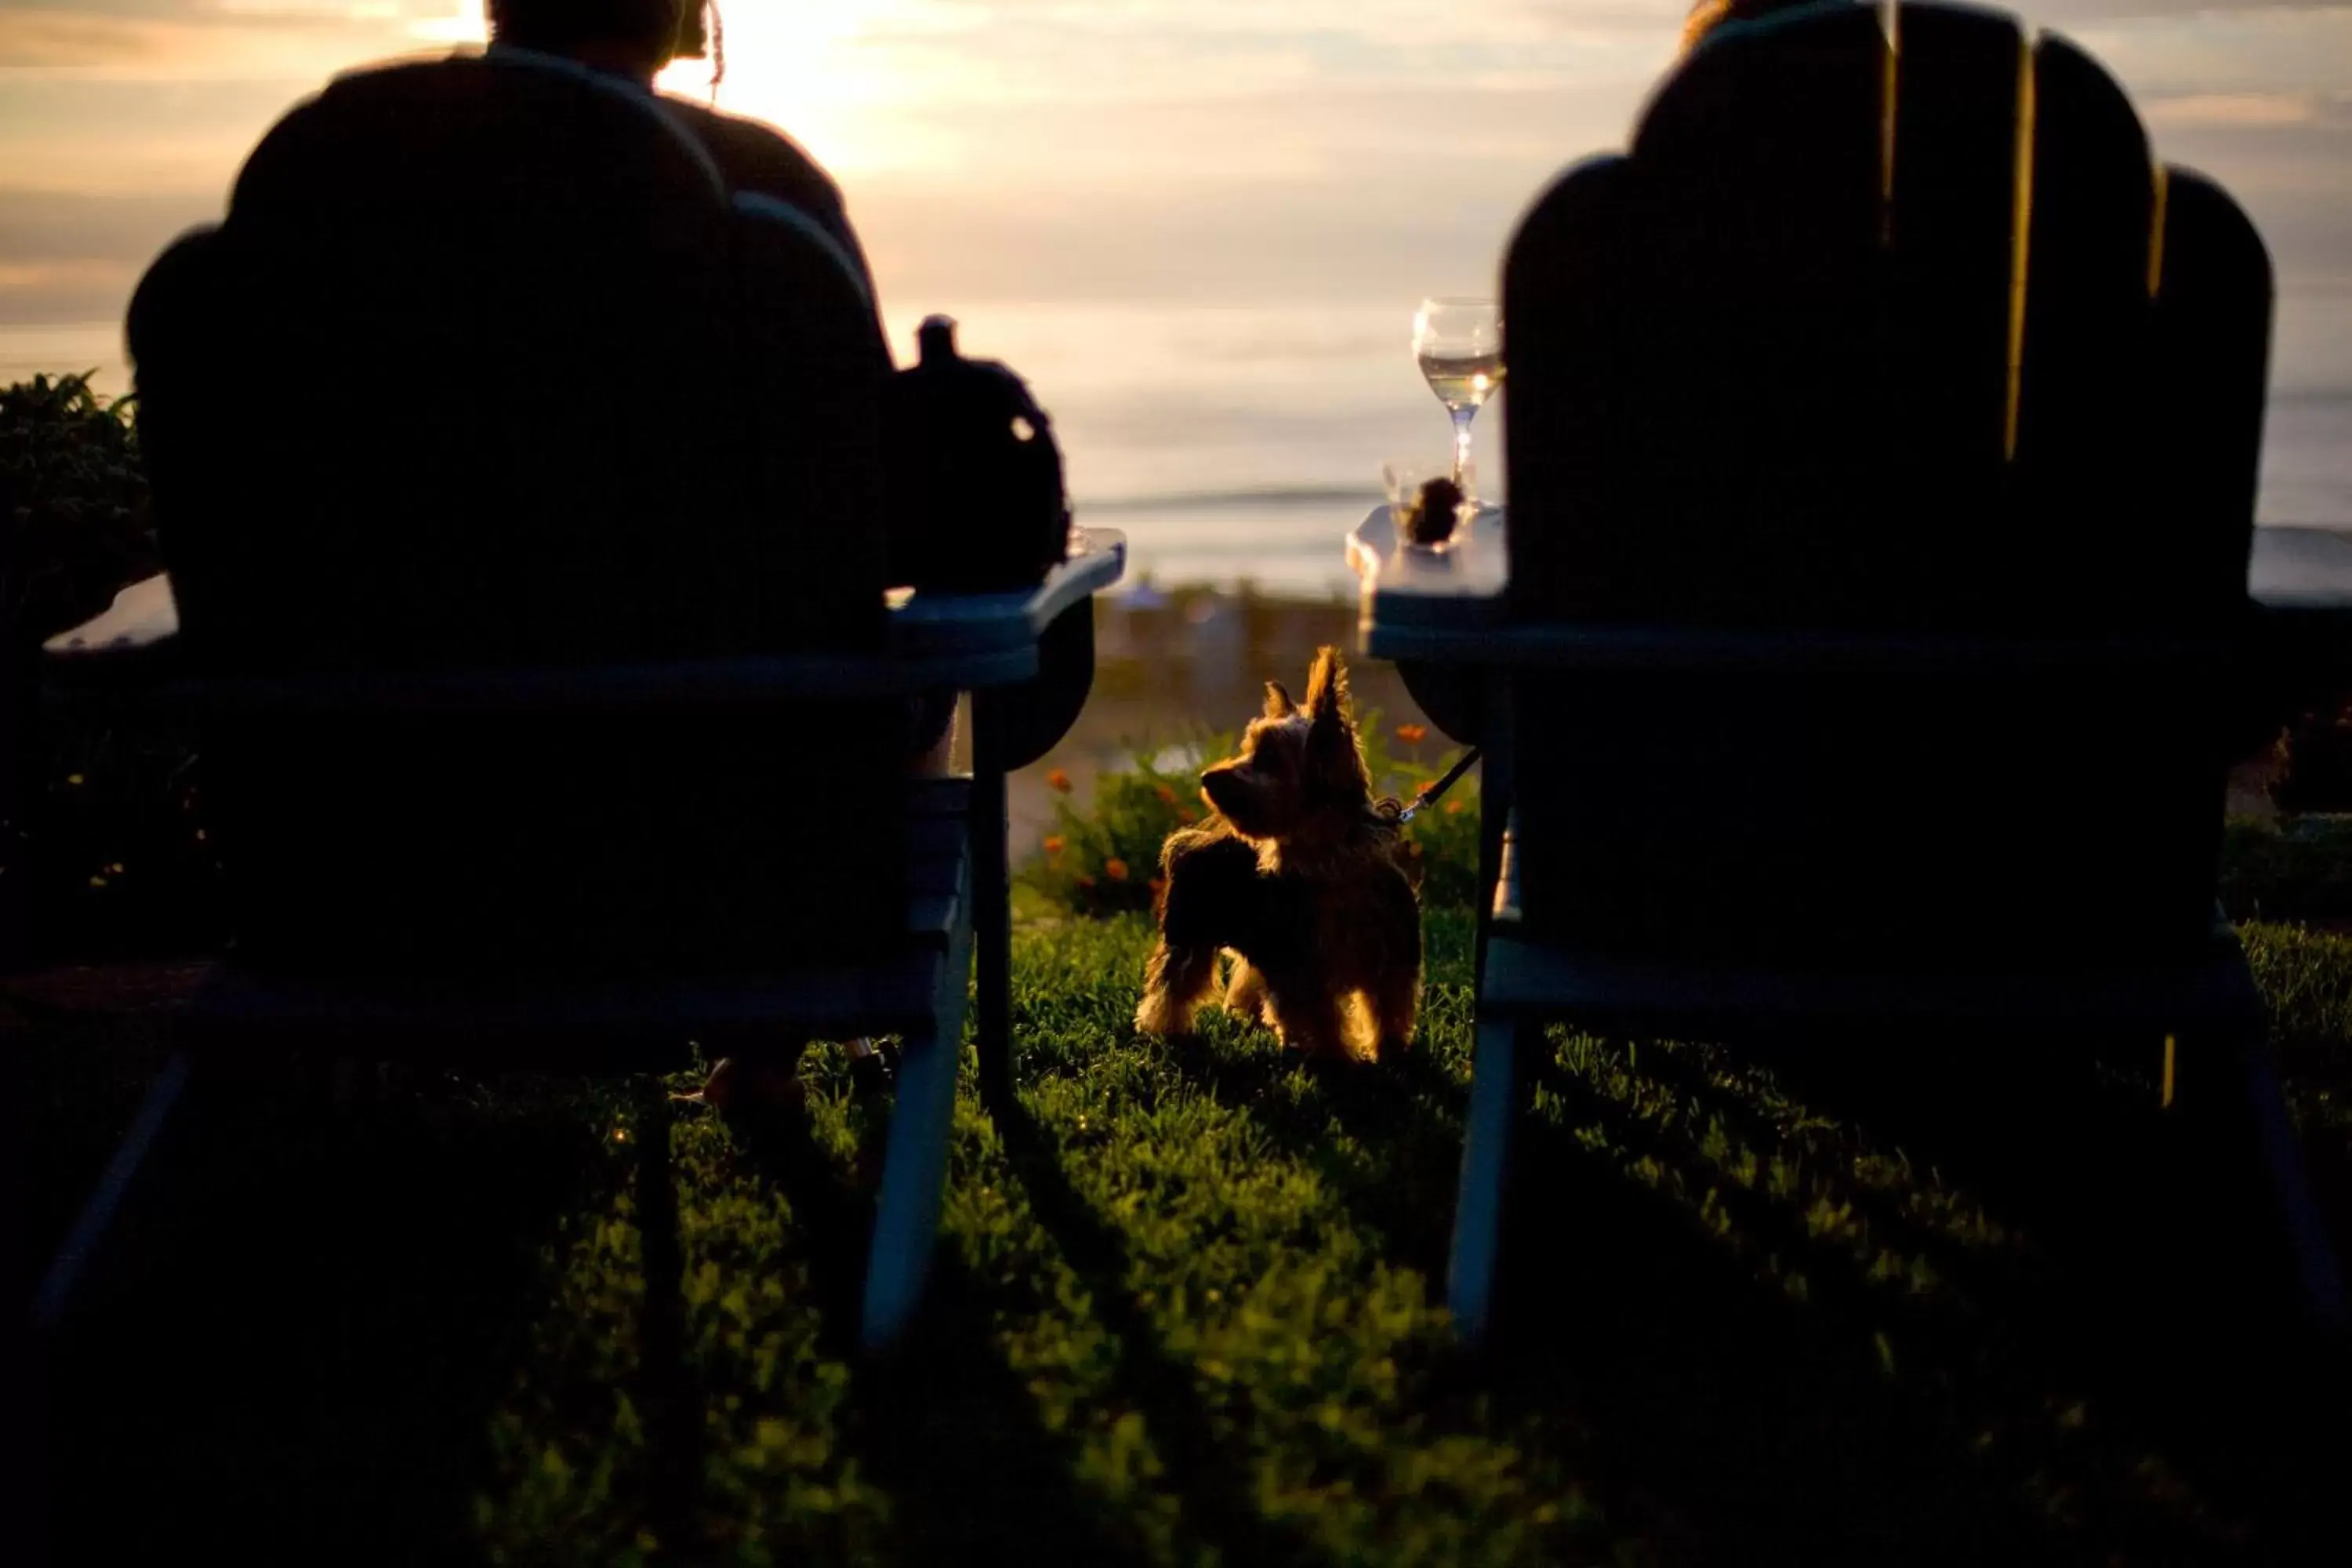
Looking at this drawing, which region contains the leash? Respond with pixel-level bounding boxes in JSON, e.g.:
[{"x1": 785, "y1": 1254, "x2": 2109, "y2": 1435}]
[{"x1": 1396, "y1": 747, "x2": 1483, "y2": 824}]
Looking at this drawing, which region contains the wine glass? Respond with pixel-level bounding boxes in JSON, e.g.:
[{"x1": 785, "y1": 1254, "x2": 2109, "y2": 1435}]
[{"x1": 1412, "y1": 297, "x2": 1503, "y2": 495}]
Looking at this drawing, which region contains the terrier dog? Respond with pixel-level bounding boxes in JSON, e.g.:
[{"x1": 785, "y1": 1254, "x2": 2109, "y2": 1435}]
[{"x1": 1133, "y1": 647, "x2": 1423, "y2": 1062}]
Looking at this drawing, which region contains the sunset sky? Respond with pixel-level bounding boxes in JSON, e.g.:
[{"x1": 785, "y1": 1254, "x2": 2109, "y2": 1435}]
[{"x1": 1, "y1": 1, "x2": 2347, "y2": 419}]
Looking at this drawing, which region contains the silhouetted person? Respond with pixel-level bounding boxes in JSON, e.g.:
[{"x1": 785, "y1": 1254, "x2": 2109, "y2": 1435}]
[
  {"x1": 486, "y1": 0, "x2": 878, "y2": 301},
  {"x1": 487, "y1": 1, "x2": 941, "y2": 1105}
]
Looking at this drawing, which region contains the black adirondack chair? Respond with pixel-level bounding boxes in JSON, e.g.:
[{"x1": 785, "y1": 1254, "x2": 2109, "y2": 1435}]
[
  {"x1": 1443, "y1": 0, "x2": 2343, "y2": 1343},
  {"x1": 30, "y1": 50, "x2": 1119, "y2": 1352}
]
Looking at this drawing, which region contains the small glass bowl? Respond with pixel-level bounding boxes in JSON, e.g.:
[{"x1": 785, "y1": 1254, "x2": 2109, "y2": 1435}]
[{"x1": 1382, "y1": 462, "x2": 1477, "y2": 553}]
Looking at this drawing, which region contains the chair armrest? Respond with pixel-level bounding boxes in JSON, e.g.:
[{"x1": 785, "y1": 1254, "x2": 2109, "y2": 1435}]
[
  {"x1": 36, "y1": 535, "x2": 1127, "y2": 717},
  {"x1": 985, "y1": 598, "x2": 1099, "y2": 771},
  {"x1": 890, "y1": 528, "x2": 1126, "y2": 666},
  {"x1": 39, "y1": 575, "x2": 183, "y2": 695},
  {"x1": 922, "y1": 530, "x2": 1124, "y2": 770}
]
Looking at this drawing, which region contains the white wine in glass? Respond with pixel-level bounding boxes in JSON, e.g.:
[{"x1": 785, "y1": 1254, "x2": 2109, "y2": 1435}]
[{"x1": 1412, "y1": 297, "x2": 1503, "y2": 492}]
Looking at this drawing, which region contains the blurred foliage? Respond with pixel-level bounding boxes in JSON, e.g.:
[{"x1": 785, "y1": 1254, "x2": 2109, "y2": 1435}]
[
  {"x1": 2, "y1": 372, "x2": 158, "y2": 653},
  {"x1": 3, "y1": 372, "x2": 220, "y2": 961},
  {"x1": 1021, "y1": 708, "x2": 1482, "y2": 917},
  {"x1": 2218, "y1": 814, "x2": 2352, "y2": 927},
  {"x1": 2267, "y1": 699, "x2": 2352, "y2": 815}
]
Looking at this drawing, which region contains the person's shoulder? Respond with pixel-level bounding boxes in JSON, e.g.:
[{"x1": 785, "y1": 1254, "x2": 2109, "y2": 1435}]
[{"x1": 655, "y1": 97, "x2": 845, "y2": 213}]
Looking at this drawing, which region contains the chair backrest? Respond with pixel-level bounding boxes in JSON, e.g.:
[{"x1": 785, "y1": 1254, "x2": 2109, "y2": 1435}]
[
  {"x1": 1498, "y1": 1, "x2": 2270, "y2": 971},
  {"x1": 128, "y1": 53, "x2": 911, "y2": 975}
]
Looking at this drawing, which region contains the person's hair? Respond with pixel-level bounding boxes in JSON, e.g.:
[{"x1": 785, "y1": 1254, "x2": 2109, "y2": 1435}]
[
  {"x1": 486, "y1": 0, "x2": 713, "y2": 69},
  {"x1": 1680, "y1": 0, "x2": 1841, "y2": 53}
]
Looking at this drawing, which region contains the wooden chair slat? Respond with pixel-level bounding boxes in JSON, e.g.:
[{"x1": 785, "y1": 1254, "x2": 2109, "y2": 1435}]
[
  {"x1": 2151, "y1": 166, "x2": 2271, "y2": 622},
  {"x1": 1592, "y1": 4, "x2": 1894, "y2": 626},
  {"x1": 1882, "y1": 2, "x2": 2027, "y2": 617},
  {"x1": 1501, "y1": 154, "x2": 1639, "y2": 623},
  {"x1": 180, "y1": 949, "x2": 953, "y2": 1067},
  {"x1": 2010, "y1": 30, "x2": 2165, "y2": 625}
]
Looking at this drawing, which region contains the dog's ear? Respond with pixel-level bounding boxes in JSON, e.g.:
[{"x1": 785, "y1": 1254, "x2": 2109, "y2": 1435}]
[
  {"x1": 1304, "y1": 646, "x2": 1350, "y2": 728},
  {"x1": 1263, "y1": 681, "x2": 1295, "y2": 720},
  {"x1": 1302, "y1": 646, "x2": 1368, "y2": 799}
]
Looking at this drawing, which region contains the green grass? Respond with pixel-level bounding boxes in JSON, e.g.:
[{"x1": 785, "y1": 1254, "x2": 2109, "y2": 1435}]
[
  {"x1": 452, "y1": 913, "x2": 2351, "y2": 1564},
  {"x1": 467, "y1": 910, "x2": 1609, "y2": 1566},
  {"x1": 30, "y1": 910, "x2": 2352, "y2": 1563}
]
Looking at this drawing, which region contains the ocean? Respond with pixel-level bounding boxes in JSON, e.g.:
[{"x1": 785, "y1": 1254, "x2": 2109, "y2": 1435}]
[{"x1": 7, "y1": 295, "x2": 2347, "y2": 601}]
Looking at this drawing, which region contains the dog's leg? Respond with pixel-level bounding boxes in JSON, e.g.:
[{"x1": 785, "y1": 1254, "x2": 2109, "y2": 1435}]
[
  {"x1": 1135, "y1": 941, "x2": 1220, "y2": 1036},
  {"x1": 1370, "y1": 967, "x2": 1421, "y2": 1064},
  {"x1": 1222, "y1": 958, "x2": 1272, "y2": 1027},
  {"x1": 1264, "y1": 980, "x2": 1353, "y2": 1062}
]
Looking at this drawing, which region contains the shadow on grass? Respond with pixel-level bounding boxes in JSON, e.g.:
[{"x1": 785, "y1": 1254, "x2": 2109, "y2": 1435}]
[
  {"x1": 1157, "y1": 1025, "x2": 1468, "y2": 1282},
  {"x1": 630, "y1": 1085, "x2": 698, "y2": 1548},
  {"x1": 39, "y1": 1060, "x2": 610, "y2": 1566},
  {"x1": 726, "y1": 1091, "x2": 1156, "y2": 1565},
  {"x1": 1497, "y1": 1042, "x2": 2124, "y2": 1567},
  {"x1": 1486, "y1": 1083, "x2": 2044, "y2": 1568},
  {"x1": 989, "y1": 1094, "x2": 1347, "y2": 1568},
  {"x1": 1724, "y1": 1036, "x2": 2352, "y2": 1560},
  {"x1": 1494, "y1": 1035, "x2": 2350, "y2": 1566},
  {"x1": 1160, "y1": 990, "x2": 2347, "y2": 1565}
]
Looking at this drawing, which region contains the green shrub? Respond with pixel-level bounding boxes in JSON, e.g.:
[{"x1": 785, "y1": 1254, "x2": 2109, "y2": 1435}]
[
  {"x1": 1022, "y1": 733, "x2": 1232, "y2": 918},
  {"x1": 1022, "y1": 708, "x2": 1483, "y2": 917},
  {"x1": 2218, "y1": 814, "x2": 2352, "y2": 926},
  {"x1": 3, "y1": 372, "x2": 217, "y2": 960},
  {"x1": 2, "y1": 372, "x2": 158, "y2": 653},
  {"x1": 1361, "y1": 713, "x2": 1483, "y2": 911},
  {"x1": 2240, "y1": 920, "x2": 2352, "y2": 1085},
  {"x1": 2268, "y1": 702, "x2": 2352, "y2": 815}
]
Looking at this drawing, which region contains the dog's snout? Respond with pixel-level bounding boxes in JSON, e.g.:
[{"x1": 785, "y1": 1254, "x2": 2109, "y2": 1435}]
[{"x1": 1199, "y1": 763, "x2": 1243, "y2": 815}]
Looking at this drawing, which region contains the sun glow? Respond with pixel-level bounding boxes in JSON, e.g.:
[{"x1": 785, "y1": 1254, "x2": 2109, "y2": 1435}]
[
  {"x1": 408, "y1": 7, "x2": 489, "y2": 49},
  {"x1": 654, "y1": 1, "x2": 937, "y2": 176}
]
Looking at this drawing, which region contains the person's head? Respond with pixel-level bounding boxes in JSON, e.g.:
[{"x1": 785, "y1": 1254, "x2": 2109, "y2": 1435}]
[{"x1": 485, "y1": 0, "x2": 711, "y2": 83}]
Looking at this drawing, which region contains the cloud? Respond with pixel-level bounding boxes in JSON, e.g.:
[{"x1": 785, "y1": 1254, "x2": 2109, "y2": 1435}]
[
  {"x1": 1, "y1": 0, "x2": 2347, "y2": 321},
  {"x1": 0, "y1": 187, "x2": 220, "y2": 321},
  {"x1": 2143, "y1": 89, "x2": 2331, "y2": 125},
  {"x1": 2031, "y1": 0, "x2": 2350, "y2": 18},
  {"x1": 0, "y1": 2, "x2": 457, "y2": 79}
]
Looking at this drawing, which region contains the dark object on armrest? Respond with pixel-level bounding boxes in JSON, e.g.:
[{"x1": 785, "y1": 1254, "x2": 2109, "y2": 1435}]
[{"x1": 885, "y1": 316, "x2": 1072, "y2": 593}]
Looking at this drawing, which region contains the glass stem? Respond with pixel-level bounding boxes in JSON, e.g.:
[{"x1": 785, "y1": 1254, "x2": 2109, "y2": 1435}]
[{"x1": 1450, "y1": 406, "x2": 1477, "y2": 488}]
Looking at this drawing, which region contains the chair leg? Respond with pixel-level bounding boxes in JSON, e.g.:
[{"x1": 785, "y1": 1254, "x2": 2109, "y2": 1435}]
[
  {"x1": 2170, "y1": 1019, "x2": 2347, "y2": 1335},
  {"x1": 32, "y1": 1051, "x2": 194, "y2": 1335},
  {"x1": 971, "y1": 692, "x2": 1014, "y2": 1116},
  {"x1": 1448, "y1": 1014, "x2": 1534, "y2": 1347},
  {"x1": 862, "y1": 921, "x2": 976, "y2": 1352},
  {"x1": 1470, "y1": 668, "x2": 1513, "y2": 995},
  {"x1": 860, "y1": 1016, "x2": 959, "y2": 1351}
]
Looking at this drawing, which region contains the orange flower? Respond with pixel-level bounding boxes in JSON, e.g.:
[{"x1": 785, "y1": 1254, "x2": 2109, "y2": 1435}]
[
  {"x1": 1044, "y1": 834, "x2": 1065, "y2": 855},
  {"x1": 1443, "y1": 797, "x2": 1465, "y2": 815},
  {"x1": 1395, "y1": 724, "x2": 1428, "y2": 746},
  {"x1": 1179, "y1": 807, "x2": 1199, "y2": 823},
  {"x1": 1154, "y1": 782, "x2": 1179, "y2": 806},
  {"x1": 1075, "y1": 874, "x2": 1096, "y2": 890},
  {"x1": 1047, "y1": 768, "x2": 1073, "y2": 793},
  {"x1": 1104, "y1": 858, "x2": 1130, "y2": 881}
]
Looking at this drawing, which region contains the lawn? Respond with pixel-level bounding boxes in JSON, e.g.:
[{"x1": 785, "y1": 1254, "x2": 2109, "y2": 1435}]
[{"x1": 24, "y1": 905, "x2": 2352, "y2": 1566}]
